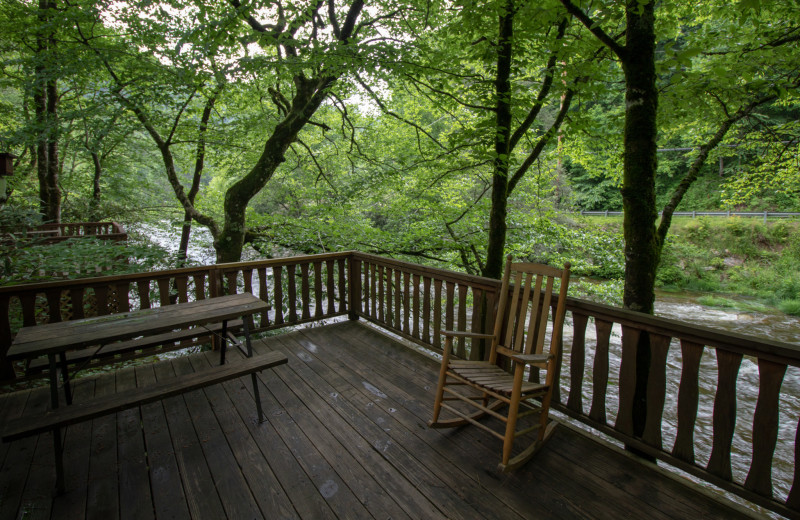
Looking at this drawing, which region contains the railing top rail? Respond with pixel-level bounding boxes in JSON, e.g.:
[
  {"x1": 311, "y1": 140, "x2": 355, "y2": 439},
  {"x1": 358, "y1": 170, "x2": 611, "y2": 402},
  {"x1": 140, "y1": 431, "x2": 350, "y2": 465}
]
[
  {"x1": 567, "y1": 297, "x2": 800, "y2": 363},
  {"x1": 214, "y1": 251, "x2": 352, "y2": 271},
  {"x1": 0, "y1": 251, "x2": 353, "y2": 293},
  {"x1": 352, "y1": 252, "x2": 502, "y2": 291}
]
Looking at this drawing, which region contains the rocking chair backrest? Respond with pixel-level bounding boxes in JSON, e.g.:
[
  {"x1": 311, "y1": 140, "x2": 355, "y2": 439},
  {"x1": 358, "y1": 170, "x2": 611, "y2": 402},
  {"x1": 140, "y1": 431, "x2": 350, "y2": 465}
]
[{"x1": 488, "y1": 256, "x2": 571, "y2": 384}]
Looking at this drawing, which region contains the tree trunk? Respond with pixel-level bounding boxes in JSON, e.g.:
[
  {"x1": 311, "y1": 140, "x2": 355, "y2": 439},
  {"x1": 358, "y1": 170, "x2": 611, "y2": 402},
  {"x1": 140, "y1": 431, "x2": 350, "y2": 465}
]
[
  {"x1": 620, "y1": 0, "x2": 658, "y2": 449},
  {"x1": 216, "y1": 77, "x2": 335, "y2": 262},
  {"x1": 177, "y1": 89, "x2": 218, "y2": 266},
  {"x1": 483, "y1": 0, "x2": 514, "y2": 280},
  {"x1": 45, "y1": 76, "x2": 60, "y2": 223},
  {"x1": 620, "y1": 1, "x2": 658, "y2": 315},
  {"x1": 34, "y1": 0, "x2": 60, "y2": 223}
]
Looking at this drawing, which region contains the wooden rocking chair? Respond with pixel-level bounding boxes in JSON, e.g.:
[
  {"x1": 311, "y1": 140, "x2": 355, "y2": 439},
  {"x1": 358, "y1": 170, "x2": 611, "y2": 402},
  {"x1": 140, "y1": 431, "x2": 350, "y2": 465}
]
[{"x1": 429, "y1": 256, "x2": 571, "y2": 472}]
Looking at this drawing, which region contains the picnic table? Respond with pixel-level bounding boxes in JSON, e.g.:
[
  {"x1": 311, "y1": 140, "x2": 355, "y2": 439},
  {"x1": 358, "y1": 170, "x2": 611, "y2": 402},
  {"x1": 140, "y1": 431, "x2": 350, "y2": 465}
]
[
  {"x1": 3, "y1": 292, "x2": 286, "y2": 494},
  {"x1": 7, "y1": 293, "x2": 268, "y2": 408}
]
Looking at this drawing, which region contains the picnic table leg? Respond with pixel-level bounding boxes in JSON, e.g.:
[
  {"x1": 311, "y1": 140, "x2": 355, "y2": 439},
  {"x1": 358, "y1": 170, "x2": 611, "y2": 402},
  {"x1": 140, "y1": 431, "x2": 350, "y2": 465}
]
[
  {"x1": 242, "y1": 318, "x2": 265, "y2": 422},
  {"x1": 48, "y1": 355, "x2": 59, "y2": 409},
  {"x1": 46, "y1": 355, "x2": 65, "y2": 494},
  {"x1": 220, "y1": 319, "x2": 228, "y2": 366}
]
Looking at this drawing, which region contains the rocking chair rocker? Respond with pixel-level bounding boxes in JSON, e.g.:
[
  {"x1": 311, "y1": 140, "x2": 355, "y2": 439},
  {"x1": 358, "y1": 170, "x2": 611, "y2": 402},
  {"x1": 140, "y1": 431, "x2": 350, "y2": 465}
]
[{"x1": 429, "y1": 256, "x2": 570, "y2": 472}]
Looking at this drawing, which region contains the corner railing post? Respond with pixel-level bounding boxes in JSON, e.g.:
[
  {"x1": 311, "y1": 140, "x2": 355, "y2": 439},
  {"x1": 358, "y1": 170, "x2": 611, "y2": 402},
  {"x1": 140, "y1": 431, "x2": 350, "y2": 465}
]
[{"x1": 348, "y1": 254, "x2": 361, "y2": 320}]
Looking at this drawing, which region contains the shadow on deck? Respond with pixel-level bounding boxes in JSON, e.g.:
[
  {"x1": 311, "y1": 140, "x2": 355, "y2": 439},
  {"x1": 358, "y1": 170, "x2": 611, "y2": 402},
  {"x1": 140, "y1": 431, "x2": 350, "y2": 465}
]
[{"x1": 0, "y1": 321, "x2": 755, "y2": 519}]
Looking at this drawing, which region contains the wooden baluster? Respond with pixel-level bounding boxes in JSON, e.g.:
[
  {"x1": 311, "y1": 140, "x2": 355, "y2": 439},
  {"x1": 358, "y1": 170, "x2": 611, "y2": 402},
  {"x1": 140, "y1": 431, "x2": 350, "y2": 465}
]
[
  {"x1": 137, "y1": 281, "x2": 151, "y2": 310},
  {"x1": 422, "y1": 277, "x2": 431, "y2": 345},
  {"x1": 157, "y1": 279, "x2": 171, "y2": 307},
  {"x1": 615, "y1": 326, "x2": 641, "y2": 437},
  {"x1": 338, "y1": 259, "x2": 347, "y2": 313},
  {"x1": 394, "y1": 270, "x2": 402, "y2": 330},
  {"x1": 193, "y1": 273, "x2": 207, "y2": 300},
  {"x1": 314, "y1": 261, "x2": 323, "y2": 318},
  {"x1": 745, "y1": 359, "x2": 787, "y2": 497},
  {"x1": 20, "y1": 293, "x2": 36, "y2": 327},
  {"x1": 787, "y1": 417, "x2": 800, "y2": 509},
  {"x1": 378, "y1": 265, "x2": 385, "y2": 323},
  {"x1": 116, "y1": 282, "x2": 131, "y2": 313},
  {"x1": 456, "y1": 284, "x2": 467, "y2": 358},
  {"x1": 243, "y1": 269, "x2": 253, "y2": 296},
  {"x1": 287, "y1": 265, "x2": 298, "y2": 322},
  {"x1": 258, "y1": 267, "x2": 270, "y2": 327},
  {"x1": 238, "y1": 268, "x2": 253, "y2": 331},
  {"x1": 95, "y1": 285, "x2": 111, "y2": 315},
  {"x1": 484, "y1": 292, "x2": 496, "y2": 361},
  {"x1": 469, "y1": 288, "x2": 483, "y2": 361},
  {"x1": 403, "y1": 271, "x2": 411, "y2": 334},
  {"x1": 672, "y1": 340, "x2": 704, "y2": 463},
  {"x1": 225, "y1": 271, "x2": 238, "y2": 295},
  {"x1": 433, "y1": 279, "x2": 442, "y2": 350},
  {"x1": 208, "y1": 267, "x2": 221, "y2": 298},
  {"x1": 412, "y1": 274, "x2": 420, "y2": 340},
  {"x1": 326, "y1": 259, "x2": 335, "y2": 315},
  {"x1": 707, "y1": 349, "x2": 743, "y2": 481},
  {"x1": 69, "y1": 289, "x2": 85, "y2": 319},
  {"x1": 0, "y1": 294, "x2": 12, "y2": 378},
  {"x1": 642, "y1": 333, "x2": 672, "y2": 449},
  {"x1": 175, "y1": 276, "x2": 189, "y2": 304},
  {"x1": 589, "y1": 319, "x2": 613, "y2": 424},
  {"x1": 301, "y1": 263, "x2": 311, "y2": 320},
  {"x1": 274, "y1": 266, "x2": 285, "y2": 325},
  {"x1": 369, "y1": 263, "x2": 378, "y2": 317},
  {"x1": 0, "y1": 293, "x2": 11, "y2": 343},
  {"x1": 45, "y1": 289, "x2": 62, "y2": 323},
  {"x1": 386, "y1": 268, "x2": 393, "y2": 326},
  {"x1": 567, "y1": 313, "x2": 589, "y2": 413},
  {"x1": 349, "y1": 256, "x2": 362, "y2": 318},
  {"x1": 363, "y1": 262, "x2": 371, "y2": 317},
  {"x1": 445, "y1": 281, "x2": 455, "y2": 346}
]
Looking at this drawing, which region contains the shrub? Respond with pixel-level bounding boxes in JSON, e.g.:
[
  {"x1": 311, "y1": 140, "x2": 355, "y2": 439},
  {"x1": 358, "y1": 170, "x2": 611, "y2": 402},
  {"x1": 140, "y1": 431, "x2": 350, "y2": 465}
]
[{"x1": 778, "y1": 300, "x2": 800, "y2": 316}]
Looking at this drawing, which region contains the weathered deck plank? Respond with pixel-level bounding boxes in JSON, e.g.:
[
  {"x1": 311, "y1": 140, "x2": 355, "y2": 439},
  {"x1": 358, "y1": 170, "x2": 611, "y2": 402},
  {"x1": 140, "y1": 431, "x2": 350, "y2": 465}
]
[{"x1": 0, "y1": 321, "x2": 756, "y2": 520}]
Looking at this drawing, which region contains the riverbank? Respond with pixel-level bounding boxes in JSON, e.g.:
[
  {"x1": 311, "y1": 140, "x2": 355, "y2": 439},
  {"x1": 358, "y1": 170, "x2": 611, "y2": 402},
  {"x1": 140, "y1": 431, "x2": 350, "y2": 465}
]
[{"x1": 559, "y1": 216, "x2": 800, "y2": 316}]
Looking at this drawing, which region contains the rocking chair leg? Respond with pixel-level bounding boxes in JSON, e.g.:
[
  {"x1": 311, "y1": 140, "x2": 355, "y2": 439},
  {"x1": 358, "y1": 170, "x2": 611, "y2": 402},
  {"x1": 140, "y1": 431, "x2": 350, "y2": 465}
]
[
  {"x1": 430, "y1": 339, "x2": 452, "y2": 425},
  {"x1": 501, "y1": 367, "x2": 525, "y2": 467}
]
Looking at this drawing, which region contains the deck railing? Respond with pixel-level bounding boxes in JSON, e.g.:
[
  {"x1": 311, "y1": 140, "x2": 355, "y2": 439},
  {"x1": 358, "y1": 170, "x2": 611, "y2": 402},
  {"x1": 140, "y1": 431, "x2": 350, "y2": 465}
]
[
  {"x1": 34, "y1": 221, "x2": 128, "y2": 243},
  {"x1": 1, "y1": 251, "x2": 798, "y2": 517}
]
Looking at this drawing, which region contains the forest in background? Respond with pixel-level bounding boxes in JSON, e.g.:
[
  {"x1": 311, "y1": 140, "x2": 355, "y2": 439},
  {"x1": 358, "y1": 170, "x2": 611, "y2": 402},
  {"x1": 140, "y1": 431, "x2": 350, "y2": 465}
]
[{"x1": 1, "y1": 0, "x2": 798, "y2": 314}]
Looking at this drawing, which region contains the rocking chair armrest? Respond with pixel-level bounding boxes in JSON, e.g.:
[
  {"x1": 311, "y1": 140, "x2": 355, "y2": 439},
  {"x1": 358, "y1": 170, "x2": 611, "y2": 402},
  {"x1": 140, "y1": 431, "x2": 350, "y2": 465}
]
[
  {"x1": 441, "y1": 330, "x2": 496, "y2": 339},
  {"x1": 509, "y1": 353, "x2": 552, "y2": 365}
]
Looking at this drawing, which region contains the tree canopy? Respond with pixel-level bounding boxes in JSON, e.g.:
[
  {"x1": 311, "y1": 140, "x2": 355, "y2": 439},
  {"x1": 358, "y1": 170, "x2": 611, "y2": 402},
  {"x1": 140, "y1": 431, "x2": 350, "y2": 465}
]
[{"x1": 1, "y1": 0, "x2": 798, "y2": 307}]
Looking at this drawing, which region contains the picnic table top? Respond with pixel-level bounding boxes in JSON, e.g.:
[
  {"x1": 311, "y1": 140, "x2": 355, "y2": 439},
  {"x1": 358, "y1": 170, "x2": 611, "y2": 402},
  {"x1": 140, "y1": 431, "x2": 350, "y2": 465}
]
[{"x1": 7, "y1": 293, "x2": 268, "y2": 360}]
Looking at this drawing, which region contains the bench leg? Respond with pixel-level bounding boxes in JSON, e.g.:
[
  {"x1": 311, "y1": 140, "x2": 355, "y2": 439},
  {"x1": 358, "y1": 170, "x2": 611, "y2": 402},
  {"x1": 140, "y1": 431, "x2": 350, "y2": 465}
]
[
  {"x1": 52, "y1": 427, "x2": 65, "y2": 494},
  {"x1": 59, "y1": 352, "x2": 72, "y2": 405},
  {"x1": 251, "y1": 372, "x2": 264, "y2": 423}
]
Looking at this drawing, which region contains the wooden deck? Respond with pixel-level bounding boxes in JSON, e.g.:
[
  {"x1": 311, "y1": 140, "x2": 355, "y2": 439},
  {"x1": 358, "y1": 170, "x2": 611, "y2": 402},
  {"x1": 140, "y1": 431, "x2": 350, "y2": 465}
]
[{"x1": 0, "y1": 320, "x2": 756, "y2": 519}]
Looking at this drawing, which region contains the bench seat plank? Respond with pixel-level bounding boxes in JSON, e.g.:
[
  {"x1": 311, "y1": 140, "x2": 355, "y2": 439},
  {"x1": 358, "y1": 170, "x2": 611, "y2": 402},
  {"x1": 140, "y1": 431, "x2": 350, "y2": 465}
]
[{"x1": 3, "y1": 352, "x2": 287, "y2": 443}]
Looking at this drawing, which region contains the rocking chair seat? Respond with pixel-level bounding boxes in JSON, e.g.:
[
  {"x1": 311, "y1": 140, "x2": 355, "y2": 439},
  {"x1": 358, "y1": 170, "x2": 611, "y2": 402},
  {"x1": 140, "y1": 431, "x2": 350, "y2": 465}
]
[{"x1": 448, "y1": 360, "x2": 547, "y2": 395}]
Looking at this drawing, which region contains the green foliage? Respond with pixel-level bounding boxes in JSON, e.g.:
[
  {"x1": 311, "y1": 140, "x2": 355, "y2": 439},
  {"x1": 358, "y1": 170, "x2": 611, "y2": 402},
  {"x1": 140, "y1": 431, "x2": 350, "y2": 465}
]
[{"x1": 1, "y1": 237, "x2": 172, "y2": 286}]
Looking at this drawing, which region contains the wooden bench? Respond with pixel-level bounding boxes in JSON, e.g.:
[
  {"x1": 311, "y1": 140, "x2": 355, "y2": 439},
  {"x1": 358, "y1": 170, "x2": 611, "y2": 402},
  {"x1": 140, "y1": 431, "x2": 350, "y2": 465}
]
[
  {"x1": 2, "y1": 352, "x2": 288, "y2": 494},
  {"x1": 25, "y1": 319, "x2": 244, "y2": 375}
]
